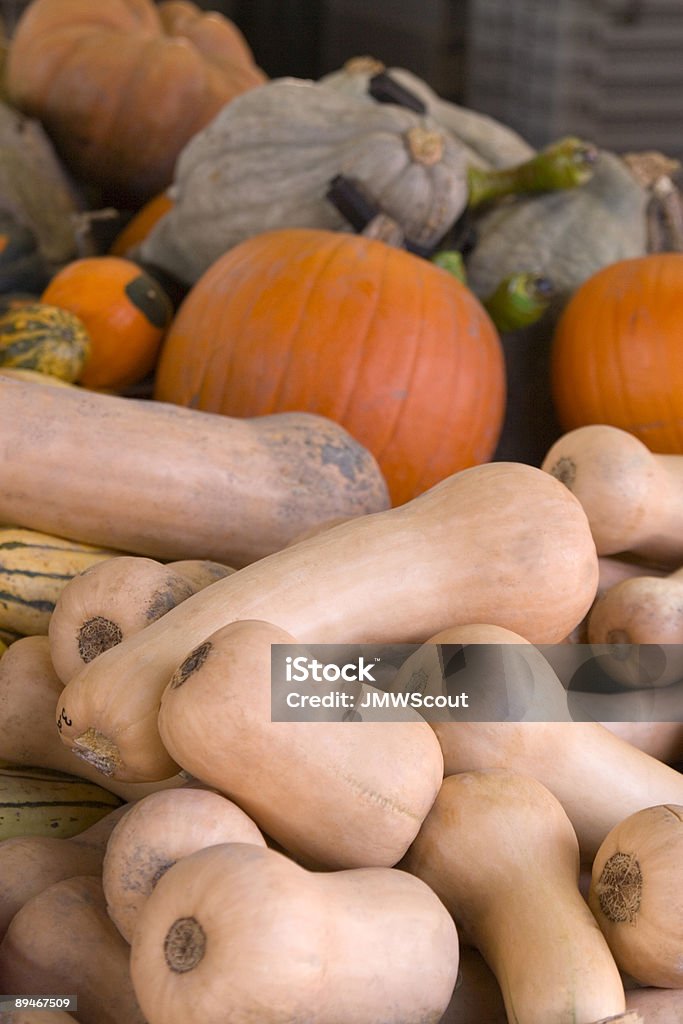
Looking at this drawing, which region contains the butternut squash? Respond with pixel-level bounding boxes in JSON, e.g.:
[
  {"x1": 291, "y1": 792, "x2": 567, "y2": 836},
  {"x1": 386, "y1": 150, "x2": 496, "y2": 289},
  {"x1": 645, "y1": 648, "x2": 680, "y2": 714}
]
[
  {"x1": 0, "y1": 376, "x2": 390, "y2": 566},
  {"x1": 389, "y1": 622, "x2": 572, "y2": 722},
  {"x1": 0, "y1": 634, "x2": 183, "y2": 801},
  {"x1": 0, "y1": 875, "x2": 147, "y2": 1024},
  {"x1": 589, "y1": 804, "x2": 683, "y2": 988},
  {"x1": 103, "y1": 786, "x2": 266, "y2": 942},
  {"x1": 157, "y1": 619, "x2": 443, "y2": 868},
  {"x1": 565, "y1": 555, "x2": 668, "y2": 643},
  {"x1": 0, "y1": 804, "x2": 128, "y2": 941},
  {"x1": 432, "y1": 719, "x2": 683, "y2": 861},
  {"x1": 48, "y1": 556, "x2": 195, "y2": 684},
  {"x1": 129, "y1": 842, "x2": 459, "y2": 1024},
  {"x1": 542, "y1": 424, "x2": 683, "y2": 564},
  {"x1": 587, "y1": 567, "x2": 683, "y2": 688},
  {"x1": 598, "y1": 722, "x2": 683, "y2": 764},
  {"x1": 402, "y1": 770, "x2": 626, "y2": 1024},
  {"x1": 55, "y1": 460, "x2": 599, "y2": 782},
  {"x1": 624, "y1": 987, "x2": 683, "y2": 1022},
  {"x1": 438, "y1": 946, "x2": 507, "y2": 1024},
  {"x1": 164, "y1": 557, "x2": 235, "y2": 590}
]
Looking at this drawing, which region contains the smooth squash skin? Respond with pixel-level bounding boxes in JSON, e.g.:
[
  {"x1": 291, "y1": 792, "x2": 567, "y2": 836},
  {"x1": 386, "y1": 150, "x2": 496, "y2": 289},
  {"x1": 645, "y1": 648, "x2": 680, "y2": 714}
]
[
  {"x1": 163, "y1": 558, "x2": 235, "y2": 590},
  {"x1": 0, "y1": 875, "x2": 147, "y2": 1024},
  {"x1": 0, "y1": 635, "x2": 183, "y2": 801},
  {"x1": 48, "y1": 556, "x2": 196, "y2": 684},
  {"x1": 587, "y1": 567, "x2": 683, "y2": 689},
  {"x1": 103, "y1": 786, "x2": 266, "y2": 943},
  {"x1": 129, "y1": 842, "x2": 460, "y2": 1024},
  {"x1": 389, "y1": 623, "x2": 573, "y2": 723},
  {"x1": 0, "y1": 804, "x2": 128, "y2": 941},
  {"x1": 542, "y1": 424, "x2": 683, "y2": 564},
  {"x1": 589, "y1": 804, "x2": 683, "y2": 988},
  {"x1": 403, "y1": 770, "x2": 626, "y2": 1024},
  {"x1": 55, "y1": 460, "x2": 599, "y2": 782},
  {"x1": 157, "y1": 619, "x2": 443, "y2": 869},
  {"x1": 432, "y1": 720, "x2": 683, "y2": 862},
  {"x1": 0, "y1": 376, "x2": 391, "y2": 566}
]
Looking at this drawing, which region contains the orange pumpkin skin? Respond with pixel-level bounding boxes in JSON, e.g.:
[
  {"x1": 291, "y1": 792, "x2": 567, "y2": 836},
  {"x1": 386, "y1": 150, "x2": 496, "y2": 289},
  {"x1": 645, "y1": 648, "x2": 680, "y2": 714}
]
[
  {"x1": 5, "y1": 0, "x2": 266, "y2": 205},
  {"x1": 42, "y1": 256, "x2": 173, "y2": 390},
  {"x1": 154, "y1": 228, "x2": 505, "y2": 507},
  {"x1": 551, "y1": 253, "x2": 683, "y2": 452}
]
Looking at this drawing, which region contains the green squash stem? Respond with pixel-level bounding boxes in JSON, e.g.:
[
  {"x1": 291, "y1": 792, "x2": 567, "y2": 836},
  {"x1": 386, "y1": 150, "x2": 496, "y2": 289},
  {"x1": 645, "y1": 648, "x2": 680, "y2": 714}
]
[
  {"x1": 430, "y1": 250, "x2": 555, "y2": 332},
  {"x1": 430, "y1": 249, "x2": 467, "y2": 283},
  {"x1": 482, "y1": 272, "x2": 555, "y2": 332},
  {"x1": 467, "y1": 137, "x2": 599, "y2": 209}
]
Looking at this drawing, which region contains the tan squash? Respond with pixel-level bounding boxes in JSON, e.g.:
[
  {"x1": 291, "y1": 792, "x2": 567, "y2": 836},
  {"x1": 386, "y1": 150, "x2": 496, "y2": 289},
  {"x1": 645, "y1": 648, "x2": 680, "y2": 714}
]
[
  {"x1": 438, "y1": 945, "x2": 507, "y2": 1024},
  {"x1": 587, "y1": 566, "x2": 683, "y2": 689},
  {"x1": 624, "y1": 987, "x2": 683, "y2": 1022},
  {"x1": 564, "y1": 554, "x2": 668, "y2": 643},
  {"x1": 0, "y1": 875, "x2": 147, "y2": 1024},
  {"x1": 403, "y1": 770, "x2": 626, "y2": 1024},
  {"x1": 164, "y1": 558, "x2": 236, "y2": 590},
  {"x1": 542, "y1": 424, "x2": 683, "y2": 564},
  {"x1": 597, "y1": 722, "x2": 683, "y2": 764},
  {"x1": 130, "y1": 842, "x2": 459, "y2": 1024},
  {"x1": 0, "y1": 376, "x2": 390, "y2": 566},
  {"x1": 432, "y1": 720, "x2": 683, "y2": 862},
  {"x1": 157, "y1": 619, "x2": 443, "y2": 868},
  {"x1": 103, "y1": 786, "x2": 266, "y2": 942},
  {"x1": 0, "y1": 634, "x2": 183, "y2": 801},
  {"x1": 589, "y1": 804, "x2": 683, "y2": 988},
  {"x1": 0, "y1": 803, "x2": 127, "y2": 941},
  {"x1": 54, "y1": 460, "x2": 599, "y2": 782},
  {"x1": 389, "y1": 622, "x2": 572, "y2": 722},
  {"x1": 48, "y1": 556, "x2": 196, "y2": 684}
]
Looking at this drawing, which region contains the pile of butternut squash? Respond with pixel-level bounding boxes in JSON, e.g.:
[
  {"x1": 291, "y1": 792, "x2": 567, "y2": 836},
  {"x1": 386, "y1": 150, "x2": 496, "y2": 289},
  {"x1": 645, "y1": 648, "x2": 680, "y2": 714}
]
[
  {"x1": 0, "y1": 2, "x2": 682, "y2": 1020},
  {"x1": 1, "y1": 408, "x2": 683, "y2": 1023}
]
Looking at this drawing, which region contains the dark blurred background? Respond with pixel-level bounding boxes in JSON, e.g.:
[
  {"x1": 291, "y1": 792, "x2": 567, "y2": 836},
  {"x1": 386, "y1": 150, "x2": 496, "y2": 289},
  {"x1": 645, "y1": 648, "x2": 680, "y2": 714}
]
[
  {"x1": 2, "y1": 0, "x2": 681, "y2": 161},
  {"x1": 204, "y1": 0, "x2": 683, "y2": 162}
]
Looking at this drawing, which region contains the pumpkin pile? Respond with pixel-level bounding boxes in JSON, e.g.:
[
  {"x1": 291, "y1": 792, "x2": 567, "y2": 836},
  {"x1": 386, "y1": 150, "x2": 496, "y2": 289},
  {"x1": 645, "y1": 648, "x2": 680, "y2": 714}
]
[{"x1": 2, "y1": 1, "x2": 683, "y2": 1022}]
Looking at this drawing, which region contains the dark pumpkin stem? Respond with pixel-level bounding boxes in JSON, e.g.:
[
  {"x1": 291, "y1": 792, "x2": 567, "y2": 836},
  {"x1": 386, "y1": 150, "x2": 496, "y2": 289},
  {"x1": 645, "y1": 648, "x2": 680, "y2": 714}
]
[
  {"x1": 326, "y1": 175, "x2": 379, "y2": 233},
  {"x1": 326, "y1": 175, "x2": 436, "y2": 258},
  {"x1": 368, "y1": 72, "x2": 427, "y2": 114},
  {"x1": 467, "y1": 137, "x2": 599, "y2": 209}
]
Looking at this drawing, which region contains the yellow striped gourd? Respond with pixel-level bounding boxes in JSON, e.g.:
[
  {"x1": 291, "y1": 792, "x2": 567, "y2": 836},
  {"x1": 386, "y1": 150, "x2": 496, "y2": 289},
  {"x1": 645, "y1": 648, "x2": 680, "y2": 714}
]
[
  {"x1": 0, "y1": 301, "x2": 90, "y2": 382},
  {"x1": 0, "y1": 765, "x2": 122, "y2": 840},
  {"x1": 0, "y1": 527, "x2": 121, "y2": 636}
]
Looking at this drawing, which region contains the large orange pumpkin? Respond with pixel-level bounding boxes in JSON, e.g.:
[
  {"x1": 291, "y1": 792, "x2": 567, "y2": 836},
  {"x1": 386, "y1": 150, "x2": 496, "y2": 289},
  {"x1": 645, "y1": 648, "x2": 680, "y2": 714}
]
[
  {"x1": 5, "y1": 0, "x2": 266, "y2": 205},
  {"x1": 551, "y1": 253, "x2": 683, "y2": 452},
  {"x1": 153, "y1": 227, "x2": 506, "y2": 506}
]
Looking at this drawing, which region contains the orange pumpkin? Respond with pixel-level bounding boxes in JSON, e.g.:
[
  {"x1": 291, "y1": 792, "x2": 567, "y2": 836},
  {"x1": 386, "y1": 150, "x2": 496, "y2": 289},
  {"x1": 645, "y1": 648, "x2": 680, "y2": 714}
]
[
  {"x1": 551, "y1": 253, "x2": 683, "y2": 452},
  {"x1": 42, "y1": 257, "x2": 173, "y2": 391},
  {"x1": 5, "y1": 0, "x2": 266, "y2": 205},
  {"x1": 154, "y1": 227, "x2": 506, "y2": 506}
]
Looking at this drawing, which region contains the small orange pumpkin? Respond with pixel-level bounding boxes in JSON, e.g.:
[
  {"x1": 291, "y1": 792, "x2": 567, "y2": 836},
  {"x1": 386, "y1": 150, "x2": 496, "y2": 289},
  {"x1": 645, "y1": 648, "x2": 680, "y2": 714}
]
[
  {"x1": 42, "y1": 257, "x2": 173, "y2": 390},
  {"x1": 551, "y1": 253, "x2": 683, "y2": 452},
  {"x1": 153, "y1": 227, "x2": 506, "y2": 506}
]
